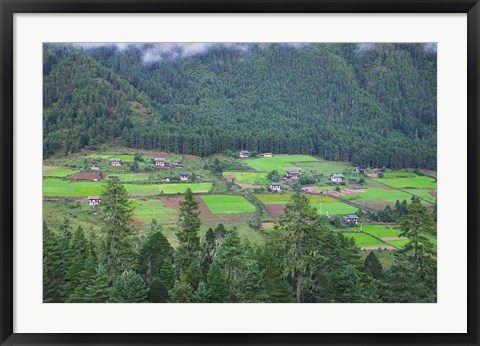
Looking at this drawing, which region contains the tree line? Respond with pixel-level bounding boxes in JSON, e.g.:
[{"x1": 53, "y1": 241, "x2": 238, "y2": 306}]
[
  {"x1": 44, "y1": 178, "x2": 437, "y2": 303},
  {"x1": 43, "y1": 43, "x2": 437, "y2": 169}
]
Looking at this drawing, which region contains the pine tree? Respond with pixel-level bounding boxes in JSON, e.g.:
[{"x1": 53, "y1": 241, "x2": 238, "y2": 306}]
[
  {"x1": 216, "y1": 228, "x2": 245, "y2": 301},
  {"x1": 139, "y1": 226, "x2": 173, "y2": 285},
  {"x1": 193, "y1": 281, "x2": 210, "y2": 303},
  {"x1": 278, "y1": 193, "x2": 321, "y2": 303},
  {"x1": 109, "y1": 270, "x2": 149, "y2": 303},
  {"x1": 326, "y1": 265, "x2": 365, "y2": 303},
  {"x1": 176, "y1": 188, "x2": 201, "y2": 269},
  {"x1": 363, "y1": 251, "x2": 383, "y2": 279},
  {"x1": 43, "y1": 222, "x2": 65, "y2": 302},
  {"x1": 99, "y1": 177, "x2": 136, "y2": 276},
  {"x1": 148, "y1": 278, "x2": 169, "y2": 303},
  {"x1": 85, "y1": 264, "x2": 112, "y2": 303},
  {"x1": 169, "y1": 276, "x2": 194, "y2": 303},
  {"x1": 69, "y1": 240, "x2": 98, "y2": 302},
  {"x1": 207, "y1": 261, "x2": 230, "y2": 302},
  {"x1": 64, "y1": 226, "x2": 90, "y2": 299},
  {"x1": 238, "y1": 261, "x2": 269, "y2": 302}
]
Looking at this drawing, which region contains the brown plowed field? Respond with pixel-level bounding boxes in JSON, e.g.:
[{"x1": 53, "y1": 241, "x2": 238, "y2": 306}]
[
  {"x1": 68, "y1": 172, "x2": 106, "y2": 181},
  {"x1": 265, "y1": 204, "x2": 286, "y2": 217},
  {"x1": 161, "y1": 196, "x2": 253, "y2": 223}
]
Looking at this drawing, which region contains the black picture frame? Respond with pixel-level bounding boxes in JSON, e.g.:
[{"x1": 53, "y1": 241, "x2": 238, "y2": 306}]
[{"x1": 1, "y1": 1, "x2": 479, "y2": 345}]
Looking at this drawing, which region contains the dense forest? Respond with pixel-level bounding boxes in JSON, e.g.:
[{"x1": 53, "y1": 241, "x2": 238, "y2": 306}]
[
  {"x1": 43, "y1": 43, "x2": 437, "y2": 169},
  {"x1": 43, "y1": 178, "x2": 437, "y2": 303}
]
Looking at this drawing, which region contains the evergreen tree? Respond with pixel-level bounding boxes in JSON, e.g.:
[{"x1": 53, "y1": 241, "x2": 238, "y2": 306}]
[
  {"x1": 109, "y1": 270, "x2": 149, "y2": 303},
  {"x1": 207, "y1": 261, "x2": 230, "y2": 302},
  {"x1": 363, "y1": 251, "x2": 383, "y2": 280},
  {"x1": 99, "y1": 177, "x2": 136, "y2": 276},
  {"x1": 148, "y1": 278, "x2": 170, "y2": 303},
  {"x1": 216, "y1": 228, "x2": 245, "y2": 301},
  {"x1": 139, "y1": 226, "x2": 173, "y2": 285},
  {"x1": 85, "y1": 264, "x2": 112, "y2": 303},
  {"x1": 64, "y1": 226, "x2": 90, "y2": 299},
  {"x1": 326, "y1": 265, "x2": 365, "y2": 303},
  {"x1": 193, "y1": 281, "x2": 210, "y2": 303},
  {"x1": 176, "y1": 188, "x2": 201, "y2": 269},
  {"x1": 169, "y1": 276, "x2": 194, "y2": 303},
  {"x1": 43, "y1": 222, "x2": 65, "y2": 302},
  {"x1": 238, "y1": 261, "x2": 269, "y2": 302},
  {"x1": 69, "y1": 240, "x2": 98, "y2": 302},
  {"x1": 278, "y1": 193, "x2": 321, "y2": 303}
]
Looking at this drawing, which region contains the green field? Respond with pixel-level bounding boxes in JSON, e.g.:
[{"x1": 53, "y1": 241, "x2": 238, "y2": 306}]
[
  {"x1": 242, "y1": 155, "x2": 318, "y2": 172},
  {"x1": 353, "y1": 224, "x2": 401, "y2": 238},
  {"x1": 200, "y1": 223, "x2": 266, "y2": 245},
  {"x1": 255, "y1": 194, "x2": 357, "y2": 215},
  {"x1": 341, "y1": 232, "x2": 389, "y2": 248},
  {"x1": 131, "y1": 199, "x2": 177, "y2": 223},
  {"x1": 375, "y1": 174, "x2": 437, "y2": 189},
  {"x1": 124, "y1": 183, "x2": 212, "y2": 196},
  {"x1": 294, "y1": 160, "x2": 350, "y2": 176},
  {"x1": 112, "y1": 172, "x2": 151, "y2": 182},
  {"x1": 43, "y1": 167, "x2": 79, "y2": 177},
  {"x1": 201, "y1": 195, "x2": 256, "y2": 214},
  {"x1": 43, "y1": 179, "x2": 105, "y2": 196},
  {"x1": 223, "y1": 171, "x2": 269, "y2": 184},
  {"x1": 343, "y1": 188, "x2": 433, "y2": 207},
  {"x1": 43, "y1": 178, "x2": 212, "y2": 197},
  {"x1": 87, "y1": 154, "x2": 135, "y2": 161},
  {"x1": 386, "y1": 239, "x2": 410, "y2": 249}
]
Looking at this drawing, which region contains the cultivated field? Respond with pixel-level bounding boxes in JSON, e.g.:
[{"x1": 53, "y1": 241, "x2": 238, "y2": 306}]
[
  {"x1": 242, "y1": 155, "x2": 317, "y2": 172},
  {"x1": 43, "y1": 167, "x2": 79, "y2": 177},
  {"x1": 201, "y1": 195, "x2": 256, "y2": 214},
  {"x1": 342, "y1": 232, "x2": 392, "y2": 249},
  {"x1": 131, "y1": 199, "x2": 178, "y2": 224},
  {"x1": 223, "y1": 171, "x2": 269, "y2": 185},
  {"x1": 375, "y1": 172, "x2": 437, "y2": 189},
  {"x1": 352, "y1": 224, "x2": 401, "y2": 238}
]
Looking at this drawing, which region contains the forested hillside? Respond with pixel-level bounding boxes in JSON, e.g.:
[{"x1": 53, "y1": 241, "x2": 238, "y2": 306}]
[{"x1": 43, "y1": 43, "x2": 437, "y2": 169}]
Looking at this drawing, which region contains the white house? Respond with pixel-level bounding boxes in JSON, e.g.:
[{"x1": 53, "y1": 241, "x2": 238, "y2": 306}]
[
  {"x1": 179, "y1": 172, "x2": 189, "y2": 181},
  {"x1": 330, "y1": 173, "x2": 344, "y2": 183},
  {"x1": 154, "y1": 157, "x2": 166, "y2": 167},
  {"x1": 268, "y1": 182, "x2": 282, "y2": 192},
  {"x1": 239, "y1": 151, "x2": 250, "y2": 158},
  {"x1": 344, "y1": 214, "x2": 360, "y2": 225},
  {"x1": 110, "y1": 159, "x2": 122, "y2": 167},
  {"x1": 88, "y1": 196, "x2": 101, "y2": 206}
]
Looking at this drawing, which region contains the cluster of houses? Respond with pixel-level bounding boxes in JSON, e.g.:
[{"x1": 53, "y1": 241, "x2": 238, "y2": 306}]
[
  {"x1": 153, "y1": 157, "x2": 182, "y2": 169},
  {"x1": 239, "y1": 151, "x2": 274, "y2": 158}
]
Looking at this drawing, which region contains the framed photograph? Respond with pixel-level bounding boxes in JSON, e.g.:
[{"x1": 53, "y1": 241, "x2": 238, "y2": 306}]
[{"x1": 1, "y1": 1, "x2": 479, "y2": 345}]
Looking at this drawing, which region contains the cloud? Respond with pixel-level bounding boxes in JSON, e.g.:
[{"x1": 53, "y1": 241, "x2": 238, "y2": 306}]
[{"x1": 70, "y1": 42, "x2": 307, "y2": 63}]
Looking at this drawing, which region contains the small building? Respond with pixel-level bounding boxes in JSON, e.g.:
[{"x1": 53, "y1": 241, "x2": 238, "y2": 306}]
[
  {"x1": 160, "y1": 177, "x2": 170, "y2": 182},
  {"x1": 344, "y1": 214, "x2": 360, "y2": 225},
  {"x1": 91, "y1": 165, "x2": 99, "y2": 170},
  {"x1": 348, "y1": 179, "x2": 357, "y2": 185},
  {"x1": 110, "y1": 159, "x2": 122, "y2": 167},
  {"x1": 154, "y1": 157, "x2": 166, "y2": 167},
  {"x1": 268, "y1": 182, "x2": 282, "y2": 192},
  {"x1": 88, "y1": 196, "x2": 101, "y2": 206},
  {"x1": 172, "y1": 161, "x2": 182, "y2": 167},
  {"x1": 356, "y1": 166, "x2": 366, "y2": 174},
  {"x1": 264, "y1": 153, "x2": 273, "y2": 158},
  {"x1": 179, "y1": 172, "x2": 189, "y2": 181},
  {"x1": 330, "y1": 173, "x2": 344, "y2": 183},
  {"x1": 195, "y1": 175, "x2": 203, "y2": 181},
  {"x1": 239, "y1": 151, "x2": 250, "y2": 158},
  {"x1": 285, "y1": 170, "x2": 300, "y2": 180}
]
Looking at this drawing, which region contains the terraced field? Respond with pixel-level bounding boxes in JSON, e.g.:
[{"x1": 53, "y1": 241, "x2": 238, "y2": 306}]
[
  {"x1": 223, "y1": 171, "x2": 269, "y2": 184},
  {"x1": 43, "y1": 178, "x2": 212, "y2": 197},
  {"x1": 201, "y1": 195, "x2": 256, "y2": 214},
  {"x1": 353, "y1": 224, "x2": 401, "y2": 238},
  {"x1": 131, "y1": 199, "x2": 178, "y2": 224},
  {"x1": 43, "y1": 167, "x2": 79, "y2": 177},
  {"x1": 375, "y1": 173, "x2": 437, "y2": 189},
  {"x1": 342, "y1": 187, "x2": 434, "y2": 209},
  {"x1": 341, "y1": 232, "x2": 390, "y2": 248},
  {"x1": 242, "y1": 155, "x2": 318, "y2": 172}
]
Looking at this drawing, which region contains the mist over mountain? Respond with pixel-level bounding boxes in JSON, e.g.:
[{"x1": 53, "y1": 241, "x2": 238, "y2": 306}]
[{"x1": 43, "y1": 43, "x2": 437, "y2": 169}]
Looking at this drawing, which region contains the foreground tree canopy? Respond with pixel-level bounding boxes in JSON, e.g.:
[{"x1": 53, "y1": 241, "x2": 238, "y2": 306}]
[
  {"x1": 43, "y1": 43, "x2": 437, "y2": 169},
  {"x1": 43, "y1": 181, "x2": 437, "y2": 303}
]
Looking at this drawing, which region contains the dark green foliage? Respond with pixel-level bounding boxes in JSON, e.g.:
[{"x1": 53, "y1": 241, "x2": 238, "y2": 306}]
[
  {"x1": 207, "y1": 261, "x2": 230, "y2": 303},
  {"x1": 238, "y1": 261, "x2": 269, "y2": 303},
  {"x1": 64, "y1": 226, "x2": 90, "y2": 300},
  {"x1": 267, "y1": 170, "x2": 280, "y2": 182},
  {"x1": 325, "y1": 265, "x2": 366, "y2": 303},
  {"x1": 148, "y1": 278, "x2": 170, "y2": 303},
  {"x1": 99, "y1": 177, "x2": 136, "y2": 276},
  {"x1": 169, "y1": 276, "x2": 194, "y2": 303},
  {"x1": 44, "y1": 43, "x2": 436, "y2": 169},
  {"x1": 109, "y1": 270, "x2": 149, "y2": 303},
  {"x1": 193, "y1": 281, "x2": 210, "y2": 303},
  {"x1": 363, "y1": 251, "x2": 383, "y2": 280},
  {"x1": 139, "y1": 226, "x2": 173, "y2": 284},
  {"x1": 43, "y1": 223, "x2": 65, "y2": 302},
  {"x1": 85, "y1": 264, "x2": 112, "y2": 303},
  {"x1": 176, "y1": 188, "x2": 201, "y2": 269}
]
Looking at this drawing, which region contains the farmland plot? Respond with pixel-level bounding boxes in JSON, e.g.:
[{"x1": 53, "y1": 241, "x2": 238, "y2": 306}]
[
  {"x1": 201, "y1": 195, "x2": 256, "y2": 214},
  {"x1": 242, "y1": 155, "x2": 318, "y2": 172}
]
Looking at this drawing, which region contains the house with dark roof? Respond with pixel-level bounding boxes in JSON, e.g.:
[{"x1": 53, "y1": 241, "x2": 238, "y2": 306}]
[
  {"x1": 268, "y1": 182, "x2": 282, "y2": 192},
  {"x1": 239, "y1": 151, "x2": 250, "y2": 158},
  {"x1": 284, "y1": 170, "x2": 300, "y2": 180},
  {"x1": 330, "y1": 173, "x2": 344, "y2": 183},
  {"x1": 154, "y1": 157, "x2": 166, "y2": 167},
  {"x1": 88, "y1": 196, "x2": 101, "y2": 206},
  {"x1": 110, "y1": 158, "x2": 122, "y2": 167},
  {"x1": 179, "y1": 172, "x2": 189, "y2": 181},
  {"x1": 344, "y1": 214, "x2": 360, "y2": 225}
]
